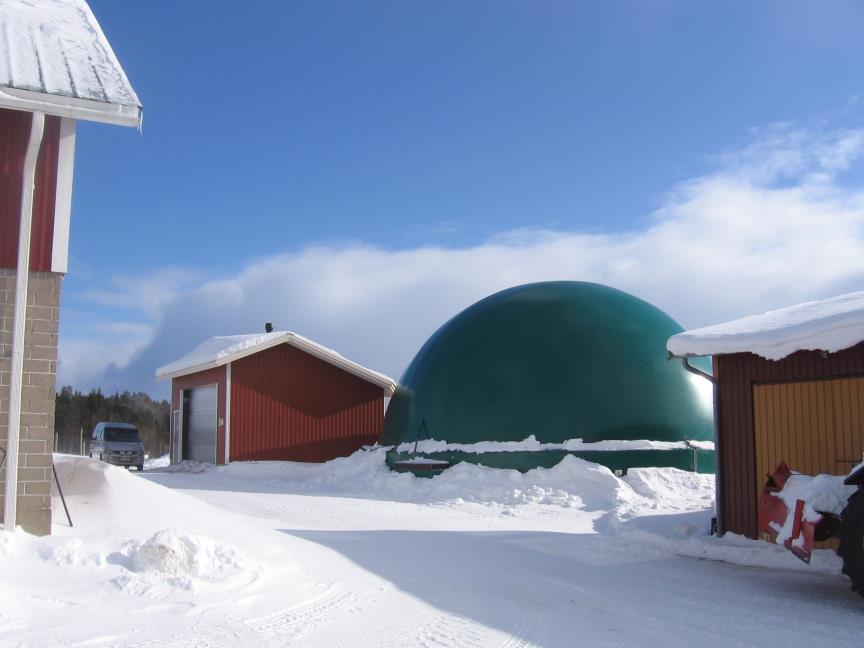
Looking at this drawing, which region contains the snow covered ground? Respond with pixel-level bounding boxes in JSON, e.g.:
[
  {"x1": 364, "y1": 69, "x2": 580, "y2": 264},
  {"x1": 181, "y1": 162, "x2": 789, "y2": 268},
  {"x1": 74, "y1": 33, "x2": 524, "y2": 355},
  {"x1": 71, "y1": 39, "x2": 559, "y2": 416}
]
[{"x1": 1, "y1": 451, "x2": 861, "y2": 647}]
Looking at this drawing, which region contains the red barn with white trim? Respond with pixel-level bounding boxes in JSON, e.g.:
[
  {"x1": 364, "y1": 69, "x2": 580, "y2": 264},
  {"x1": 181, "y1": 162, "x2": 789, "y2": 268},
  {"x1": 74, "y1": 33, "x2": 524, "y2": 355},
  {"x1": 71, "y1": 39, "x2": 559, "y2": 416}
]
[{"x1": 156, "y1": 332, "x2": 396, "y2": 464}]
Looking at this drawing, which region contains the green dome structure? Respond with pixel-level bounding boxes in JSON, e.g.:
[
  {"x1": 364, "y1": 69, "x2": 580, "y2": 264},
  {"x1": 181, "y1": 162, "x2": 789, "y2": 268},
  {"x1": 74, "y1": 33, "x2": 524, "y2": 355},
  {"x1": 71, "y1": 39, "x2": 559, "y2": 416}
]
[{"x1": 381, "y1": 281, "x2": 714, "y2": 474}]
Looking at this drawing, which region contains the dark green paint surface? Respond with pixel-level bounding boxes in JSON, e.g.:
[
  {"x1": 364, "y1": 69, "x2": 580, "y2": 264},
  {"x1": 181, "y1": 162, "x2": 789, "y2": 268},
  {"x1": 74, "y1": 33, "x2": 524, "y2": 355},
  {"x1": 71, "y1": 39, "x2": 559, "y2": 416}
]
[{"x1": 380, "y1": 282, "x2": 714, "y2": 471}]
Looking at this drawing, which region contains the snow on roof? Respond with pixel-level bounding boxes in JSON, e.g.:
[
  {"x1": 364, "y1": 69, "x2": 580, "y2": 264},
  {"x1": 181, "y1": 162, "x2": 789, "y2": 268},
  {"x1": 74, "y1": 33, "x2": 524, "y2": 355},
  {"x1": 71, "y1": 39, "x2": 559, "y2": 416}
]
[
  {"x1": 0, "y1": 0, "x2": 141, "y2": 126},
  {"x1": 155, "y1": 331, "x2": 397, "y2": 395},
  {"x1": 667, "y1": 291, "x2": 864, "y2": 361}
]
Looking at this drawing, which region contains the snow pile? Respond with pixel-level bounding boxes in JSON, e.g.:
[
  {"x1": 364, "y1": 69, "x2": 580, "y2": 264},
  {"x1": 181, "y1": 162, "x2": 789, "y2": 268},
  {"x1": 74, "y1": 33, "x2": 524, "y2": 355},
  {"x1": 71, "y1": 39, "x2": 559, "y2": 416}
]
[
  {"x1": 144, "y1": 453, "x2": 171, "y2": 469},
  {"x1": 159, "y1": 459, "x2": 213, "y2": 473},
  {"x1": 668, "y1": 290, "x2": 864, "y2": 360},
  {"x1": 437, "y1": 455, "x2": 636, "y2": 510},
  {"x1": 155, "y1": 449, "x2": 849, "y2": 579},
  {"x1": 92, "y1": 530, "x2": 263, "y2": 595},
  {"x1": 45, "y1": 455, "x2": 268, "y2": 595},
  {"x1": 129, "y1": 530, "x2": 252, "y2": 578},
  {"x1": 36, "y1": 537, "x2": 101, "y2": 569},
  {"x1": 640, "y1": 528, "x2": 846, "y2": 576},
  {"x1": 624, "y1": 467, "x2": 715, "y2": 512},
  {"x1": 164, "y1": 449, "x2": 711, "y2": 517},
  {"x1": 53, "y1": 453, "x2": 207, "y2": 528},
  {"x1": 394, "y1": 434, "x2": 714, "y2": 454}
]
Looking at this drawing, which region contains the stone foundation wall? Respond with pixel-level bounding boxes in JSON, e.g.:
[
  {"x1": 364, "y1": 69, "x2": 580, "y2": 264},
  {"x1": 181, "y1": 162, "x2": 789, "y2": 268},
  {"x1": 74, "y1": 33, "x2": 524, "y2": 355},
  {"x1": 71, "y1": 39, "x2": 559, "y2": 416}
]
[{"x1": 0, "y1": 269, "x2": 61, "y2": 535}]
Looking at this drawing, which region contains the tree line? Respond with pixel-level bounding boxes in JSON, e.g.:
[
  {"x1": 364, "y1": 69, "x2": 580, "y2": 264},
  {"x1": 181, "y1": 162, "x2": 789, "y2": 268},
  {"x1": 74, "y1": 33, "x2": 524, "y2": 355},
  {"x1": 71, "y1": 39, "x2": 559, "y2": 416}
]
[{"x1": 54, "y1": 386, "x2": 170, "y2": 458}]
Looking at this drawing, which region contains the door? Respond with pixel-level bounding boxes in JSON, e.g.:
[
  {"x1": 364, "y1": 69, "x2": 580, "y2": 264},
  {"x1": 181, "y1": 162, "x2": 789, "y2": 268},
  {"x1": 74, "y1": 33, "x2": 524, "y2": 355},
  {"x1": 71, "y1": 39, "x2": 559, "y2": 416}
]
[
  {"x1": 753, "y1": 376, "x2": 864, "y2": 493},
  {"x1": 184, "y1": 385, "x2": 218, "y2": 463}
]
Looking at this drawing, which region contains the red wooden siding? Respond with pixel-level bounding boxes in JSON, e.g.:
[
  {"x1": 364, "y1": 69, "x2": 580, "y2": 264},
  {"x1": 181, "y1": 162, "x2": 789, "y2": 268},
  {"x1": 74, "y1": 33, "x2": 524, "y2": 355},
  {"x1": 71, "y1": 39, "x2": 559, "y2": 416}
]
[
  {"x1": 0, "y1": 108, "x2": 61, "y2": 271},
  {"x1": 170, "y1": 366, "x2": 227, "y2": 464},
  {"x1": 715, "y1": 340, "x2": 864, "y2": 538},
  {"x1": 230, "y1": 344, "x2": 385, "y2": 462}
]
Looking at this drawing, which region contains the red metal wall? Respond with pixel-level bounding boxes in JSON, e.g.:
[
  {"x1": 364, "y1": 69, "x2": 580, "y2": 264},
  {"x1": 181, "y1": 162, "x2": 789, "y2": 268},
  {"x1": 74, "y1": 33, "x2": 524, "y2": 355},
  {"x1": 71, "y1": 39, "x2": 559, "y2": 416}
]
[
  {"x1": 229, "y1": 344, "x2": 386, "y2": 462},
  {"x1": 170, "y1": 366, "x2": 227, "y2": 464},
  {"x1": 0, "y1": 108, "x2": 61, "y2": 271},
  {"x1": 715, "y1": 340, "x2": 864, "y2": 538}
]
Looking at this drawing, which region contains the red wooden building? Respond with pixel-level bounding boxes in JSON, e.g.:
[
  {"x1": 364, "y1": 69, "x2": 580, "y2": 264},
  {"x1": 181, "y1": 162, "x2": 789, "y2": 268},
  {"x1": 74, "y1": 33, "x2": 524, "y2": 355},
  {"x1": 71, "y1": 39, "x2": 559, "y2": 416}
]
[
  {"x1": 156, "y1": 331, "x2": 396, "y2": 464},
  {"x1": 667, "y1": 292, "x2": 864, "y2": 539}
]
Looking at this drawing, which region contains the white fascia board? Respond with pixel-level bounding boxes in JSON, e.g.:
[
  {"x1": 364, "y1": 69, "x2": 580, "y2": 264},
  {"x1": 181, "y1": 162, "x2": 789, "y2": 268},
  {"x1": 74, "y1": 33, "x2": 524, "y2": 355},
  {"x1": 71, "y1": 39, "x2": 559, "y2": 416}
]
[
  {"x1": 0, "y1": 87, "x2": 141, "y2": 128},
  {"x1": 51, "y1": 118, "x2": 76, "y2": 274},
  {"x1": 156, "y1": 359, "x2": 224, "y2": 382}
]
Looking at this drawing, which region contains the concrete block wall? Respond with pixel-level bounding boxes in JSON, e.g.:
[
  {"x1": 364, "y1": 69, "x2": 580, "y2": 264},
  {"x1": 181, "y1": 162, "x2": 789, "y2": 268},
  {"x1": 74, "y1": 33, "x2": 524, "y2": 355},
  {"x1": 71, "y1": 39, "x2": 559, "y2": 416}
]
[{"x1": 0, "y1": 268, "x2": 61, "y2": 535}]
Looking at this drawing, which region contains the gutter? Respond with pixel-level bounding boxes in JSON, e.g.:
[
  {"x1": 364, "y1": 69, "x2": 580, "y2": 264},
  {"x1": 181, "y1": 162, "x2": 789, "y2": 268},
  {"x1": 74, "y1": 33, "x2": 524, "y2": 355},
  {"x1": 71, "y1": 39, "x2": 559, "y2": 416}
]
[
  {"x1": 676, "y1": 353, "x2": 724, "y2": 536},
  {"x1": 4, "y1": 112, "x2": 45, "y2": 531},
  {"x1": 0, "y1": 87, "x2": 141, "y2": 128}
]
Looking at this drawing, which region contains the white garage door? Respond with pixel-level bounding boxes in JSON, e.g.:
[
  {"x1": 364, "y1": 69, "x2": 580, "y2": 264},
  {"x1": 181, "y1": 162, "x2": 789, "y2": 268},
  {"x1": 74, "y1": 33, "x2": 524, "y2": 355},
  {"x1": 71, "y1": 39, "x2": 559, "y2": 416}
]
[{"x1": 186, "y1": 385, "x2": 217, "y2": 463}]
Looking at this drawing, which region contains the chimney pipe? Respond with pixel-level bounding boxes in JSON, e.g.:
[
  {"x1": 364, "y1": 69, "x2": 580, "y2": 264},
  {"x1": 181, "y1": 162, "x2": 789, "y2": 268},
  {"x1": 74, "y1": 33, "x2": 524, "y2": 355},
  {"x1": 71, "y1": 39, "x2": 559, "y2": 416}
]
[{"x1": 265, "y1": 322, "x2": 273, "y2": 333}]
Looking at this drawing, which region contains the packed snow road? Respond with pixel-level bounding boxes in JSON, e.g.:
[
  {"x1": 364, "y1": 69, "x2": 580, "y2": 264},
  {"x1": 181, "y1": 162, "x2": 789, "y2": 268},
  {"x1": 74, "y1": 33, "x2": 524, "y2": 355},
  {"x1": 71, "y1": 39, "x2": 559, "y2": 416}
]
[{"x1": 1, "y1": 452, "x2": 862, "y2": 647}]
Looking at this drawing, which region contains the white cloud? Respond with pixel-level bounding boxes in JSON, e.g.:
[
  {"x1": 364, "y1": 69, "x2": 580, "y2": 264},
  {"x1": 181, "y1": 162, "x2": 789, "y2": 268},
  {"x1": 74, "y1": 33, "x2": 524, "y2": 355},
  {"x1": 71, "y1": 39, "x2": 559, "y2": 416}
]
[
  {"x1": 80, "y1": 267, "x2": 204, "y2": 315},
  {"x1": 61, "y1": 124, "x2": 864, "y2": 396}
]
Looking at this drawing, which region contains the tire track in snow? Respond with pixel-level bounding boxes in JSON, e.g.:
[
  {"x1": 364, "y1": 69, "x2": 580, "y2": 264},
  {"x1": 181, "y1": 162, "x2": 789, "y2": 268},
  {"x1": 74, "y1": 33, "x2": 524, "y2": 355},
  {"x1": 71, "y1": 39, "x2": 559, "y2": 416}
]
[
  {"x1": 390, "y1": 613, "x2": 489, "y2": 648},
  {"x1": 500, "y1": 609, "x2": 550, "y2": 648},
  {"x1": 243, "y1": 589, "x2": 357, "y2": 638},
  {"x1": 131, "y1": 587, "x2": 358, "y2": 648}
]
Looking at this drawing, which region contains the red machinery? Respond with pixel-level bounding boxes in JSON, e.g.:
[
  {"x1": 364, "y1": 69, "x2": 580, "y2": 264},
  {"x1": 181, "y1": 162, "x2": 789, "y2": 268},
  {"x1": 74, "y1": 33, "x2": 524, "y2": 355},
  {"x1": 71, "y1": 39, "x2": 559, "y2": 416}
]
[{"x1": 758, "y1": 460, "x2": 864, "y2": 597}]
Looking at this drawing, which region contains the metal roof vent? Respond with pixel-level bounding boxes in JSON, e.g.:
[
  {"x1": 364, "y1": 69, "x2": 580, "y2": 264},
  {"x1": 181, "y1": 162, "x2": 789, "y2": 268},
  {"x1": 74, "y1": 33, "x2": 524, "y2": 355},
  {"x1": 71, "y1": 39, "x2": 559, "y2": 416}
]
[{"x1": 265, "y1": 322, "x2": 273, "y2": 333}]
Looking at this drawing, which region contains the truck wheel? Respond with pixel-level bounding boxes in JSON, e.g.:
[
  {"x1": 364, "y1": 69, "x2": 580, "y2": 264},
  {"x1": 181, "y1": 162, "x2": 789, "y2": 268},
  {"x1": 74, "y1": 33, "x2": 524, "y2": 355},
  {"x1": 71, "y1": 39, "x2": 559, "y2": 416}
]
[
  {"x1": 137, "y1": 464, "x2": 144, "y2": 472},
  {"x1": 838, "y1": 489, "x2": 864, "y2": 598}
]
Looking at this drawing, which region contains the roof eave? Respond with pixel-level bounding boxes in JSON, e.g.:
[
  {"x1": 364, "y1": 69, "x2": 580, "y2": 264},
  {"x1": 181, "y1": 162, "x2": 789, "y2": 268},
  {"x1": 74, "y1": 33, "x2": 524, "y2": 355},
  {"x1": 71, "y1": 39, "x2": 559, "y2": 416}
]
[
  {"x1": 155, "y1": 336, "x2": 292, "y2": 382},
  {"x1": 155, "y1": 360, "x2": 222, "y2": 382},
  {"x1": 155, "y1": 336, "x2": 397, "y2": 395},
  {"x1": 0, "y1": 86, "x2": 141, "y2": 127},
  {"x1": 288, "y1": 336, "x2": 397, "y2": 395}
]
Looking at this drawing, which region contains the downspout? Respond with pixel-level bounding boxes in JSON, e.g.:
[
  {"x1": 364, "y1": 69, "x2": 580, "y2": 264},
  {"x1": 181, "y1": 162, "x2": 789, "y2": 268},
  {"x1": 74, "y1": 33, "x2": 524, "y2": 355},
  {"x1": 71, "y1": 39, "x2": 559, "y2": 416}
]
[
  {"x1": 4, "y1": 112, "x2": 45, "y2": 531},
  {"x1": 679, "y1": 355, "x2": 724, "y2": 536},
  {"x1": 224, "y1": 362, "x2": 231, "y2": 465}
]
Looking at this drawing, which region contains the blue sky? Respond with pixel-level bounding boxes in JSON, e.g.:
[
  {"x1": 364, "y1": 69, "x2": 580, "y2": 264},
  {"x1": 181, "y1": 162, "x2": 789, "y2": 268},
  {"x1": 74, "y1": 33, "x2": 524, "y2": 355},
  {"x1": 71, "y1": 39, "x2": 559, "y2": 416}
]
[{"x1": 60, "y1": 1, "x2": 864, "y2": 396}]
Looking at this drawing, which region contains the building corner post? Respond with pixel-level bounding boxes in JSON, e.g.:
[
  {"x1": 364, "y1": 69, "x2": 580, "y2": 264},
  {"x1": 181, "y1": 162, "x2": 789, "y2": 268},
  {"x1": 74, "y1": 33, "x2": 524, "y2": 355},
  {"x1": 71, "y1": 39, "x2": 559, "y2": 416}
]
[{"x1": 4, "y1": 112, "x2": 45, "y2": 531}]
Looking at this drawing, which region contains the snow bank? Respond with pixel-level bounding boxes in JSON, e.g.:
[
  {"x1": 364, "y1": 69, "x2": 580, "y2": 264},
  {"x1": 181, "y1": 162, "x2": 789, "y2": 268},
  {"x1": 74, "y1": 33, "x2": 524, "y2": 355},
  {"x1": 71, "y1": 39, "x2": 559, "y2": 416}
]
[
  {"x1": 144, "y1": 453, "x2": 170, "y2": 470},
  {"x1": 157, "y1": 449, "x2": 847, "y2": 577},
  {"x1": 129, "y1": 530, "x2": 253, "y2": 579},
  {"x1": 668, "y1": 290, "x2": 864, "y2": 360},
  {"x1": 624, "y1": 467, "x2": 715, "y2": 511},
  {"x1": 91, "y1": 530, "x2": 261, "y2": 595},
  {"x1": 394, "y1": 434, "x2": 714, "y2": 454},
  {"x1": 163, "y1": 449, "x2": 712, "y2": 517},
  {"x1": 45, "y1": 455, "x2": 264, "y2": 593}
]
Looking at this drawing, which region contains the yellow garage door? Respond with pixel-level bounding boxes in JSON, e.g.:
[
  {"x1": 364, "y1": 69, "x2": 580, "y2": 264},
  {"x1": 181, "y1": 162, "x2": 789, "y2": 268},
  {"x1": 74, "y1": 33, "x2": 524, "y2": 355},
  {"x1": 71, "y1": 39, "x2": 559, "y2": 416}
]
[{"x1": 753, "y1": 377, "x2": 864, "y2": 498}]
